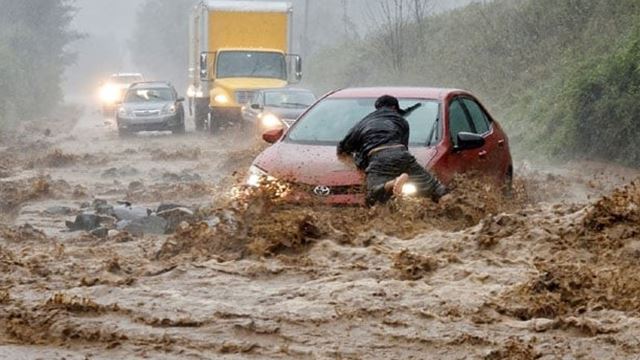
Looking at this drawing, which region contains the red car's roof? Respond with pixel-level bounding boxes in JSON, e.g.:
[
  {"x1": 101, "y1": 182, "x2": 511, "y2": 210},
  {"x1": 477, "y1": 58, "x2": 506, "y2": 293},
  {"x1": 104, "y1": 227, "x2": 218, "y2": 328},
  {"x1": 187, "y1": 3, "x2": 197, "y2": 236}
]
[{"x1": 328, "y1": 87, "x2": 468, "y2": 101}]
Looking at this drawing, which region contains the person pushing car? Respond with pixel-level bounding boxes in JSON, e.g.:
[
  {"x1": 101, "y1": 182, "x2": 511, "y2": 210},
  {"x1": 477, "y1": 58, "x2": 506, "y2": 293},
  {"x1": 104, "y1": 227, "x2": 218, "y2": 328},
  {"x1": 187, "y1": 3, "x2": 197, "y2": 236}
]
[{"x1": 337, "y1": 95, "x2": 448, "y2": 206}]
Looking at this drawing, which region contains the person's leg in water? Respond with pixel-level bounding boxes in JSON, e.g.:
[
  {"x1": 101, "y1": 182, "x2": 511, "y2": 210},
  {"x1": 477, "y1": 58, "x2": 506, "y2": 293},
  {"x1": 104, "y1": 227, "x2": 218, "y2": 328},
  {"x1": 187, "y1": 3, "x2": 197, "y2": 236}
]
[
  {"x1": 368, "y1": 149, "x2": 447, "y2": 204},
  {"x1": 365, "y1": 171, "x2": 395, "y2": 206},
  {"x1": 366, "y1": 172, "x2": 409, "y2": 205},
  {"x1": 386, "y1": 173, "x2": 409, "y2": 196},
  {"x1": 365, "y1": 150, "x2": 413, "y2": 206},
  {"x1": 405, "y1": 157, "x2": 448, "y2": 201}
]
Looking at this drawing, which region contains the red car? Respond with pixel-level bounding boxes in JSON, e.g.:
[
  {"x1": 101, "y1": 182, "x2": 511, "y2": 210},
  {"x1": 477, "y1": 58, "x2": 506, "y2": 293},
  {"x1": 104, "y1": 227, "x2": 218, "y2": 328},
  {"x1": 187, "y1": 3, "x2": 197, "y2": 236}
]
[{"x1": 247, "y1": 87, "x2": 512, "y2": 205}]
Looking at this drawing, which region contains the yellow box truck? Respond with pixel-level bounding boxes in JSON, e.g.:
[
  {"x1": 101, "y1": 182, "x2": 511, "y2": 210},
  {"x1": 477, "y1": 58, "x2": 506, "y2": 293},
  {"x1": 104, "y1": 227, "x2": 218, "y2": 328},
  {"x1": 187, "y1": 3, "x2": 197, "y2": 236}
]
[{"x1": 188, "y1": 1, "x2": 302, "y2": 133}]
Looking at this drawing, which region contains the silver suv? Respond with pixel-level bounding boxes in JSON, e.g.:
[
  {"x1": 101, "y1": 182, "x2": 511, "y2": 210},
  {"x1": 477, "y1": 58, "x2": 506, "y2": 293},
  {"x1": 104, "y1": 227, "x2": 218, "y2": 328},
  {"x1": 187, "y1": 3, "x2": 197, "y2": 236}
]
[{"x1": 116, "y1": 82, "x2": 186, "y2": 136}]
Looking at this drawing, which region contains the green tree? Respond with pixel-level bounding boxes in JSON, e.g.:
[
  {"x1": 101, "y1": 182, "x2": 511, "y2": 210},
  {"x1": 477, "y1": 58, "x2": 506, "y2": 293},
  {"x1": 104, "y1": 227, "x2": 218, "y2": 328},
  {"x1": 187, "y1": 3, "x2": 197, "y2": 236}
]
[{"x1": 0, "y1": 0, "x2": 81, "y2": 129}]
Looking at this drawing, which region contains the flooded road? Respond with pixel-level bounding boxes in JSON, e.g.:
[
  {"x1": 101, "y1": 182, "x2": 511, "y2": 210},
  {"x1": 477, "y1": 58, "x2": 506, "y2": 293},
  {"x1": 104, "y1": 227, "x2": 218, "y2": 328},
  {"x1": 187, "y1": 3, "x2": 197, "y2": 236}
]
[{"x1": 2, "y1": 108, "x2": 640, "y2": 359}]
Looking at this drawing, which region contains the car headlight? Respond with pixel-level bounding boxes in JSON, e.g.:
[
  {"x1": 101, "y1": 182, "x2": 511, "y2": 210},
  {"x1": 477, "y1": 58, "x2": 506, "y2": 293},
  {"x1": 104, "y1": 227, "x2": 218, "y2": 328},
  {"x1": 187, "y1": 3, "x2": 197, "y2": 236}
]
[
  {"x1": 246, "y1": 165, "x2": 275, "y2": 187},
  {"x1": 402, "y1": 183, "x2": 418, "y2": 196},
  {"x1": 117, "y1": 107, "x2": 128, "y2": 117},
  {"x1": 187, "y1": 86, "x2": 204, "y2": 98},
  {"x1": 260, "y1": 113, "x2": 283, "y2": 129},
  {"x1": 214, "y1": 94, "x2": 229, "y2": 104},
  {"x1": 100, "y1": 84, "x2": 120, "y2": 104},
  {"x1": 163, "y1": 104, "x2": 177, "y2": 115}
]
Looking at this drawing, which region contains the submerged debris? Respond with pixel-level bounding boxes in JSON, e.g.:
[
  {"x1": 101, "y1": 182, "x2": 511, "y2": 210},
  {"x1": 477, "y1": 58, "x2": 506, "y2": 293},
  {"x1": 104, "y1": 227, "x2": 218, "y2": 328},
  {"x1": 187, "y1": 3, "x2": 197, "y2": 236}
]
[
  {"x1": 26, "y1": 148, "x2": 78, "y2": 168},
  {"x1": 392, "y1": 249, "x2": 438, "y2": 280}
]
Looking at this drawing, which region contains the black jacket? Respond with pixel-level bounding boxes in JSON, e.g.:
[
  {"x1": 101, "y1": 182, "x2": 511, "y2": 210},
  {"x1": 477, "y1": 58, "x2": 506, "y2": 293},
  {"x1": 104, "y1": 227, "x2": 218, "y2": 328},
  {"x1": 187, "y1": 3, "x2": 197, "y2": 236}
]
[{"x1": 337, "y1": 108, "x2": 409, "y2": 170}]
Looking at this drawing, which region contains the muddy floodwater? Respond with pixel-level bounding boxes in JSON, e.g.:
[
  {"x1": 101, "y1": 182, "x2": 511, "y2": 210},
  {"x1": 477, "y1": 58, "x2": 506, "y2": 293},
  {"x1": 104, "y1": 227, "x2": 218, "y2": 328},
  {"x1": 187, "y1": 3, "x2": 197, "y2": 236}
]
[{"x1": 2, "y1": 110, "x2": 640, "y2": 359}]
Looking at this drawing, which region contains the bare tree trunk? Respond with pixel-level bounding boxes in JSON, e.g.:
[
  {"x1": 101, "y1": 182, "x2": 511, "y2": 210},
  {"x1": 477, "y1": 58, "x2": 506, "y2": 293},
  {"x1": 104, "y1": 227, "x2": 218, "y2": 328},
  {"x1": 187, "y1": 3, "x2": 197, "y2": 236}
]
[
  {"x1": 412, "y1": 0, "x2": 432, "y2": 54},
  {"x1": 341, "y1": 0, "x2": 359, "y2": 41},
  {"x1": 366, "y1": 0, "x2": 411, "y2": 73}
]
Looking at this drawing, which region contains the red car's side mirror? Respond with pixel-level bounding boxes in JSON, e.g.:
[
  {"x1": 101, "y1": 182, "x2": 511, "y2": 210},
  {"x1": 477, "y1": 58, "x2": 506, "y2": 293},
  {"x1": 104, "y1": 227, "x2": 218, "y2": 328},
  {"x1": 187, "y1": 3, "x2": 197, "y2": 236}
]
[{"x1": 262, "y1": 128, "x2": 284, "y2": 144}]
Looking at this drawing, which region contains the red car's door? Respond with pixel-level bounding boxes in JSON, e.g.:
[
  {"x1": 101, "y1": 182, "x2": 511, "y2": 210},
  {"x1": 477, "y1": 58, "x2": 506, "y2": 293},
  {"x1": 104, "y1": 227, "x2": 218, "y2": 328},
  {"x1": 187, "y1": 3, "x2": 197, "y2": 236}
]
[
  {"x1": 434, "y1": 97, "x2": 480, "y2": 182},
  {"x1": 459, "y1": 97, "x2": 502, "y2": 179}
]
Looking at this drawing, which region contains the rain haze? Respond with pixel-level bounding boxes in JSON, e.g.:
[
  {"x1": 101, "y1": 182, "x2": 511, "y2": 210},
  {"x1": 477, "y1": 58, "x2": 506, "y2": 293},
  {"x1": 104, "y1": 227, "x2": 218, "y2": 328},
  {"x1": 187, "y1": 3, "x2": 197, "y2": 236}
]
[
  {"x1": 2, "y1": 0, "x2": 640, "y2": 358},
  {"x1": 65, "y1": 0, "x2": 145, "y2": 98}
]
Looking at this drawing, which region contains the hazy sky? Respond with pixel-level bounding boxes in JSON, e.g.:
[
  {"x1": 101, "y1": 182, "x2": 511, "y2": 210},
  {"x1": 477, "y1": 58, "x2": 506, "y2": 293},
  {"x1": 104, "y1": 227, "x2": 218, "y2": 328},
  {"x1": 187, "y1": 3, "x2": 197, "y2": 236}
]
[
  {"x1": 64, "y1": 0, "x2": 478, "y2": 98},
  {"x1": 65, "y1": 0, "x2": 145, "y2": 96},
  {"x1": 72, "y1": 0, "x2": 145, "y2": 40}
]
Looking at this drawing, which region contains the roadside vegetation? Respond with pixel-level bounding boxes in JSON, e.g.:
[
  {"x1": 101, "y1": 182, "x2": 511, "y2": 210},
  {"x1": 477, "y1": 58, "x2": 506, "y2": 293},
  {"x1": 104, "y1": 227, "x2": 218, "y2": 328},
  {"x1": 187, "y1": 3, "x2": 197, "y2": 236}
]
[
  {"x1": 307, "y1": 0, "x2": 640, "y2": 164},
  {"x1": 0, "y1": 0, "x2": 81, "y2": 131}
]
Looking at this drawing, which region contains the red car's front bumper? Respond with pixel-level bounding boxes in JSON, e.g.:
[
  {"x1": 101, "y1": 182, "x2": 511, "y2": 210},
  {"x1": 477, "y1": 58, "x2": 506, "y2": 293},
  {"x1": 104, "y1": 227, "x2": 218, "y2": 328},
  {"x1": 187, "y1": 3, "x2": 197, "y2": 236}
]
[
  {"x1": 283, "y1": 192, "x2": 364, "y2": 205},
  {"x1": 275, "y1": 184, "x2": 365, "y2": 206}
]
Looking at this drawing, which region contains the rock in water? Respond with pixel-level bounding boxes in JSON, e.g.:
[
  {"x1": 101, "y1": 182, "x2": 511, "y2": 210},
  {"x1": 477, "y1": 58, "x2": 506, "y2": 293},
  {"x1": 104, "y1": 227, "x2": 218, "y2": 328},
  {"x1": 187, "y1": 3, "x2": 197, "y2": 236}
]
[
  {"x1": 66, "y1": 213, "x2": 101, "y2": 231},
  {"x1": 157, "y1": 207, "x2": 195, "y2": 233},
  {"x1": 113, "y1": 205, "x2": 151, "y2": 221},
  {"x1": 90, "y1": 227, "x2": 108, "y2": 238},
  {"x1": 45, "y1": 206, "x2": 73, "y2": 216},
  {"x1": 116, "y1": 220, "x2": 131, "y2": 230},
  {"x1": 156, "y1": 203, "x2": 188, "y2": 213},
  {"x1": 123, "y1": 216, "x2": 168, "y2": 236},
  {"x1": 94, "y1": 203, "x2": 114, "y2": 216}
]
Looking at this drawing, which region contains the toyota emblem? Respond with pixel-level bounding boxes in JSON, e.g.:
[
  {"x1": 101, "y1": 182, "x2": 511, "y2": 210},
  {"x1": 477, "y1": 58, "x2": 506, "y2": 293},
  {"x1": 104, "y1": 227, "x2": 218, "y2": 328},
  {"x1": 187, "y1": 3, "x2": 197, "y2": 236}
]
[{"x1": 313, "y1": 185, "x2": 331, "y2": 197}]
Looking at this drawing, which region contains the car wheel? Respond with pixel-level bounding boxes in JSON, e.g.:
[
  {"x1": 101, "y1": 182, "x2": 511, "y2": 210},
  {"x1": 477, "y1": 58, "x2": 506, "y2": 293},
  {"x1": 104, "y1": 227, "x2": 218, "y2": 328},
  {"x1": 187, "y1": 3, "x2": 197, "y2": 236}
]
[
  {"x1": 194, "y1": 98, "x2": 209, "y2": 132},
  {"x1": 194, "y1": 111, "x2": 206, "y2": 132},
  {"x1": 118, "y1": 127, "x2": 130, "y2": 137},
  {"x1": 173, "y1": 120, "x2": 186, "y2": 135},
  {"x1": 194, "y1": 115, "x2": 204, "y2": 132},
  {"x1": 208, "y1": 112, "x2": 218, "y2": 135}
]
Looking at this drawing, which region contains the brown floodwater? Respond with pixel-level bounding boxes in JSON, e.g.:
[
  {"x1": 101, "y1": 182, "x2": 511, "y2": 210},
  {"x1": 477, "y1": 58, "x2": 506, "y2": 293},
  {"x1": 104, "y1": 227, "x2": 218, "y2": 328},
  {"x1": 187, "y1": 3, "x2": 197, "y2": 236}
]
[{"x1": 1, "y1": 111, "x2": 640, "y2": 359}]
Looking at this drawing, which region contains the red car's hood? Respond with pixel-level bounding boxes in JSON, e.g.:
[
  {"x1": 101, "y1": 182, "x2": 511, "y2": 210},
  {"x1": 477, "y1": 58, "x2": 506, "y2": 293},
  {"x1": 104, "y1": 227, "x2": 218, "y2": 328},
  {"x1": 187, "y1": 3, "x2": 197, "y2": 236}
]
[{"x1": 253, "y1": 141, "x2": 436, "y2": 186}]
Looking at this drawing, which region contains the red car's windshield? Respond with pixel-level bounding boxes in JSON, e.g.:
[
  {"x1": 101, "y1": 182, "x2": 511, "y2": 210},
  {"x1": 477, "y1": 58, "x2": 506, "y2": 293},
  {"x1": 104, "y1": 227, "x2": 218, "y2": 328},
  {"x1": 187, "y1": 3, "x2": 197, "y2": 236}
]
[
  {"x1": 287, "y1": 98, "x2": 440, "y2": 145},
  {"x1": 265, "y1": 91, "x2": 316, "y2": 108}
]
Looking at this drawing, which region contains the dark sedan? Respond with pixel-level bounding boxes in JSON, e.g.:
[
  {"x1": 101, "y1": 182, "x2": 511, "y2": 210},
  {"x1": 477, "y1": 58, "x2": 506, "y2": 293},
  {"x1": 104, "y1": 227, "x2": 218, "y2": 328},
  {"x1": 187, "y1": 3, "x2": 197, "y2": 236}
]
[{"x1": 241, "y1": 88, "x2": 316, "y2": 135}]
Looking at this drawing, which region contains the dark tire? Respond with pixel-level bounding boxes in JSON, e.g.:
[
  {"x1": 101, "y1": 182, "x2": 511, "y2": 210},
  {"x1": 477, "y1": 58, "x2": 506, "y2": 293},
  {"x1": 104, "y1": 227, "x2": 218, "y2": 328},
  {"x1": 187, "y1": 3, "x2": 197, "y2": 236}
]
[
  {"x1": 194, "y1": 112, "x2": 205, "y2": 132},
  {"x1": 195, "y1": 118, "x2": 205, "y2": 132},
  {"x1": 208, "y1": 110, "x2": 218, "y2": 135},
  {"x1": 118, "y1": 127, "x2": 130, "y2": 137},
  {"x1": 194, "y1": 97, "x2": 210, "y2": 132},
  {"x1": 173, "y1": 119, "x2": 186, "y2": 135}
]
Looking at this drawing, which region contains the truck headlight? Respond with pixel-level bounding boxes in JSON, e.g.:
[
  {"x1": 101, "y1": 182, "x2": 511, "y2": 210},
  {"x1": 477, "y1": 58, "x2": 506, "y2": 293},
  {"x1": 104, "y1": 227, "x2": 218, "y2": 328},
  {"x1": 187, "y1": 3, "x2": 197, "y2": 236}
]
[
  {"x1": 117, "y1": 107, "x2": 128, "y2": 117},
  {"x1": 402, "y1": 183, "x2": 418, "y2": 196},
  {"x1": 214, "y1": 94, "x2": 229, "y2": 104},
  {"x1": 260, "y1": 113, "x2": 282, "y2": 129},
  {"x1": 246, "y1": 165, "x2": 275, "y2": 187}
]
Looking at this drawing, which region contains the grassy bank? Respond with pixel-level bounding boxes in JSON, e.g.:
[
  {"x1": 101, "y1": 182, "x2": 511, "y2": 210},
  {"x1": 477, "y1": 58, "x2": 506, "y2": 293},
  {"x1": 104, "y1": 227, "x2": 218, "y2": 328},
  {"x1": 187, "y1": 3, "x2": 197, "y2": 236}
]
[{"x1": 306, "y1": 0, "x2": 640, "y2": 164}]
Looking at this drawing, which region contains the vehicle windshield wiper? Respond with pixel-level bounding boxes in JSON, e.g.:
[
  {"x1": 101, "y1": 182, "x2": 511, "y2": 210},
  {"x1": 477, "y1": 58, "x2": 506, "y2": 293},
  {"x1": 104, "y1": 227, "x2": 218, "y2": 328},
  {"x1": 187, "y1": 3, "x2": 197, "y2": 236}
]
[
  {"x1": 280, "y1": 102, "x2": 310, "y2": 108},
  {"x1": 402, "y1": 102, "x2": 422, "y2": 116},
  {"x1": 426, "y1": 115, "x2": 439, "y2": 146}
]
